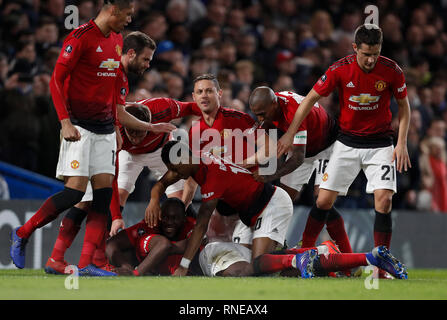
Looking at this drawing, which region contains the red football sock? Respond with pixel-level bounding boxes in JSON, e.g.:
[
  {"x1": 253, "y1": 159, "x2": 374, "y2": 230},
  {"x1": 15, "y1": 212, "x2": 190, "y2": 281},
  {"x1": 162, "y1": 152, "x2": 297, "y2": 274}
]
[
  {"x1": 326, "y1": 214, "x2": 353, "y2": 253},
  {"x1": 301, "y1": 217, "x2": 326, "y2": 248},
  {"x1": 78, "y1": 210, "x2": 108, "y2": 269},
  {"x1": 92, "y1": 229, "x2": 108, "y2": 267},
  {"x1": 374, "y1": 210, "x2": 392, "y2": 249},
  {"x1": 318, "y1": 253, "x2": 368, "y2": 272},
  {"x1": 374, "y1": 231, "x2": 392, "y2": 249},
  {"x1": 17, "y1": 188, "x2": 84, "y2": 239},
  {"x1": 253, "y1": 254, "x2": 295, "y2": 275},
  {"x1": 282, "y1": 247, "x2": 318, "y2": 254},
  {"x1": 17, "y1": 197, "x2": 58, "y2": 239},
  {"x1": 50, "y1": 217, "x2": 80, "y2": 261}
]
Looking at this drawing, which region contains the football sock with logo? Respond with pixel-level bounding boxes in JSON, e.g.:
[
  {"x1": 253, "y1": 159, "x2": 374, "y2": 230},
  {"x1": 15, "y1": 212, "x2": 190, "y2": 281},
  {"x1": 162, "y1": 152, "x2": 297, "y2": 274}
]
[
  {"x1": 301, "y1": 205, "x2": 329, "y2": 248},
  {"x1": 373, "y1": 210, "x2": 392, "y2": 249},
  {"x1": 325, "y1": 207, "x2": 353, "y2": 253},
  {"x1": 314, "y1": 253, "x2": 368, "y2": 275},
  {"x1": 17, "y1": 187, "x2": 84, "y2": 239},
  {"x1": 50, "y1": 207, "x2": 87, "y2": 261},
  {"x1": 252, "y1": 254, "x2": 295, "y2": 275},
  {"x1": 78, "y1": 188, "x2": 112, "y2": 269}
]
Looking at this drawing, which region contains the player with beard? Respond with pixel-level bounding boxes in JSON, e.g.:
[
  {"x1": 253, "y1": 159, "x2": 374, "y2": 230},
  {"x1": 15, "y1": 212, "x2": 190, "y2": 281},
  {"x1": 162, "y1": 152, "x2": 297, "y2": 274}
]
[{"x1": 39, "y1": 29, "x2": 174, "y2": 276}]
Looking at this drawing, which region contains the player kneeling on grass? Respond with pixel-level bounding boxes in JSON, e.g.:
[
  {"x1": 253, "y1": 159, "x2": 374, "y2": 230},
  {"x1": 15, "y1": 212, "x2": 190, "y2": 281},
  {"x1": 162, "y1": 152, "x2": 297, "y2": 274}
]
[
  {"x1": 199, "y1": 240, "x2": 408, "y2": 279},
  {"x1": 105, "y1": 198, "x2": 197, "y2": 276}
]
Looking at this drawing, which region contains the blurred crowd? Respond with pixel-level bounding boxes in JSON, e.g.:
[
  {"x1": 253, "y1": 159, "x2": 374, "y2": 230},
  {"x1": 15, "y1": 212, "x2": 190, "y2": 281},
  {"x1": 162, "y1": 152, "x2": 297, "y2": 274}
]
[{"x1": 0, "y1": 0, "x2": 447, "y2": 213}]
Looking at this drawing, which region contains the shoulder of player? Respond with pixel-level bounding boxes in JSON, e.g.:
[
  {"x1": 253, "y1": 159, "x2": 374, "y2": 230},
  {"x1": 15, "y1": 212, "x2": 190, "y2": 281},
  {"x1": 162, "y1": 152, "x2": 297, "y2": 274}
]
[
  {"x1": 220, "y1": 107, "x2": 254, "y2": 122},
  {"x1": 69, "y1": 21, "x2": 96, "y2": 40},
  {"x1": 328, "y1": 54, "x2": 357, "y2": 72},
  {"x1": 377, "y1": 56, "x2": 404, "y2": 74}
]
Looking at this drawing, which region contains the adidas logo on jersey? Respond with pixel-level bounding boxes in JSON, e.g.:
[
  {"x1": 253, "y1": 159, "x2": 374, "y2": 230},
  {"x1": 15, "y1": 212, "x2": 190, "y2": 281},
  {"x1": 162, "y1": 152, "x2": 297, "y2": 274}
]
[
  {"x1": 96, "y1": 46, "x2": 103, "y2": 52},
  {"x1": 346, "y1": 81, "x2": 355, "y2": 88}
]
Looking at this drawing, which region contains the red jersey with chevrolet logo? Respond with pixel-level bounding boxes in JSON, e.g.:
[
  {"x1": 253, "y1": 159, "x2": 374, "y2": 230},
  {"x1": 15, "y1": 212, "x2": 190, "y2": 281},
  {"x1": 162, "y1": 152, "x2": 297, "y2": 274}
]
[
  {"x1": 313, "y1": 54, "x2": 407, "y2": 145},
  {"x1": 56, "y1": 19, "x2": 122, "y2": 133}
]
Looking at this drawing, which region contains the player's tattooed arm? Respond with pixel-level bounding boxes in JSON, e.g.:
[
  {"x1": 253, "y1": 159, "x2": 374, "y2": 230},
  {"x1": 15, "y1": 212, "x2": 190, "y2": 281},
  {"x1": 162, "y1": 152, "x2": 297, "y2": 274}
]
[
  {"x1": 253, "y1": 144, "x2": 305, "y2": 183},
  {"x1": 146, "y1": 170, "x2": 182, "y2": 227},
  {"x1": 173, "y1": 198, "x2": 218, "y2": 276}
]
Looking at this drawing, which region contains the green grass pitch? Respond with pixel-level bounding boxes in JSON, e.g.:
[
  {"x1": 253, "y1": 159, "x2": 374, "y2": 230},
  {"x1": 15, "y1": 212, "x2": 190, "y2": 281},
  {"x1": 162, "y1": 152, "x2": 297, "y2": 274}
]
[{"x1": 1, "y1": 268, "x2": 447, "y2": 300}]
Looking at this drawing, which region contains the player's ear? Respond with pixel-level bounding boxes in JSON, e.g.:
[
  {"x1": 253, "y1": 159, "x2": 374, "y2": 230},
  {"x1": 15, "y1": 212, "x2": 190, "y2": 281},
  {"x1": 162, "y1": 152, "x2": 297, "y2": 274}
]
[
  {"x1": 128, "y1": 48, "x2": 136, "y2": 59},
  {"x1": 352, "y1": 42, "x2": 358, "y2": 53}
]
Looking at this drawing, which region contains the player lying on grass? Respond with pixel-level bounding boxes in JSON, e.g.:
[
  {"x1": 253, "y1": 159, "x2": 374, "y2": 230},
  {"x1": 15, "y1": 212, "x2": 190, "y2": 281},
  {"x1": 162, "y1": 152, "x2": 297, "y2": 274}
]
[
  {"x1": 105, "y1": 198, "x2": 199, "y2": 276},
  {"x1": 146, "y1": 140, "x2": 294, "y2": 276},
  {"x1": 199, "y1": 240, "x2": 408, "y2": 279}
]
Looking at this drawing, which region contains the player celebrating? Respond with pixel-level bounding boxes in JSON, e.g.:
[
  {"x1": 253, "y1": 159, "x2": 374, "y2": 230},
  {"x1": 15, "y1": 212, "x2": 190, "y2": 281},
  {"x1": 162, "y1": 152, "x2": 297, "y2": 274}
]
[
  {"x1": 106, "y1": 198, "x2": 196, "y2": 276},
  {"x1": 146, "y1": 140, "x2": 293, "y2": 277},
  {"x1": 247, "y1": 86, "x2": 352, "y2": 255},
  {"x1": 44, "y1": 31, "x2": 177, "y2": 276},
  {"x1": 148, "y1": 74, "x2": 273, "y2": 243},
  {"x1": 276, "y1": 24, "x2": 411, "y2": 277},
  {"x1": 10, "y1": 0, "x2": 172, "y2": 274}
]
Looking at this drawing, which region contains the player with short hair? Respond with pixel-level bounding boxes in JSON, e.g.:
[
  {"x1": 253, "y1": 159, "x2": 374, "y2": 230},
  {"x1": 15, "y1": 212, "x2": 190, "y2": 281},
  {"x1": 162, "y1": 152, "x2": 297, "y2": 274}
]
[
  {"x1": 276, "y1": 24, "x2": 411, "y2": 278},
  {"x1": 146, "y1": 140, "x2": 293, "y2": 277},
  {"x1": 149, "y1": 73, "x2": 273, "y2": 244},
  {"x1": 106, "y1": 197, "x2": 196, "y2": 276},
  {"x1": 247, "y1": 86, "x2": 353, "y2": 255},
  {"x1": 10, "y1": 3, "x2": 174, "y2": 275}
]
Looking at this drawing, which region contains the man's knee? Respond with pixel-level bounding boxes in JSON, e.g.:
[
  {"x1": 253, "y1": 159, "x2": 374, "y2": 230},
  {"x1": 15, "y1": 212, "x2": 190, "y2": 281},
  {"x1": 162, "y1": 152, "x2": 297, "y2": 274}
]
[
  {"x1": 375, "y1": 190, "x2": 393, "y2": 213},
  {"x1": 316, "y1": 189, "x2": 338, "y2": 210}
]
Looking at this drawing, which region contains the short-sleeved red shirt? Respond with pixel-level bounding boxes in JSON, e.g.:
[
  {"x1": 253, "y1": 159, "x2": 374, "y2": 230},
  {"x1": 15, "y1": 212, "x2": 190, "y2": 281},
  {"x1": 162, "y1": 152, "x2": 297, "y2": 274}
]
[
  {"x1": 193, "y1": 153, "x2": 274, "y2": 227},
  {"x1": 313, "y1": 54, "x2": 407, "y2": 146}
]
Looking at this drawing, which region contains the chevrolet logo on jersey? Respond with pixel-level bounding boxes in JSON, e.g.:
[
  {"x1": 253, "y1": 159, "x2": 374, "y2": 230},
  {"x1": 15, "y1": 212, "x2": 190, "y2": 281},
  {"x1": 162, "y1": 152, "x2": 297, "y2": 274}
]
[
  {"x1": 99, "y1": 59, "x2": 120, "y2": 70},
  {"x1": 348, "y1": 94, "x2": 380, "y2": 105}
]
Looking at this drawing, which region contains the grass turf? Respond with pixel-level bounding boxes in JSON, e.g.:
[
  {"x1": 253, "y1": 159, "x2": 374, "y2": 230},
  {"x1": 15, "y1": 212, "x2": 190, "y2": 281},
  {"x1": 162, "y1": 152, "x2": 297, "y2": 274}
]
[{"x1": 1, "y1": 268, "x2": 447, "y2": 300}]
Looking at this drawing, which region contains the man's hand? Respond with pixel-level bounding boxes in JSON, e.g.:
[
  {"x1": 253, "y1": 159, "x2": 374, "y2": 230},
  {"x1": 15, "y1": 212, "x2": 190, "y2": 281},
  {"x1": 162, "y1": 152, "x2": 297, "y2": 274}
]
[
  {"x1": 277, "y1": 131, "x2": 294, "y2": 157},
  {"x1": 115, "y1": 264, "x2": 134, "y2": 276},
  {"x1": 61, "y1": 119, "x2": 81, "y2": 141},
  {"x1": 173, "y1": 265, "x2": 188, "y2": 276},
  {"x1": 145, "y1": 200, "x2": 161, "y2": 228},
  {"x1": 148, "y1": 122, "x2": 177, "y2": 133},
  {"x1": 109, "y1": 219, "x2": 125, "y2": 237},
  {"x1": 392, "y1": 143, "x2": 411, "y2": 173}
]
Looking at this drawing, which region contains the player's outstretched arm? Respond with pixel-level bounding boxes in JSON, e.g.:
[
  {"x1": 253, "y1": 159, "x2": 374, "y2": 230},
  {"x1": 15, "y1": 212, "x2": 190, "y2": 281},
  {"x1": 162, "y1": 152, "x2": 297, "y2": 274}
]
[
  {"x1": 173, "y1": 199, "x2": 218, "y2": 276},
  {"x1": 393, "y1": 97, "x2": 412, "y2": 173},
  {"x1": 277, "y1": 89, "x2": 321, "y2": 157},
  {"x1": 119, "y1": 103, "x2": 177, "y2": 133},
  {"x1": 145, "y1": 170, "x2": 182, "y2": 227}
]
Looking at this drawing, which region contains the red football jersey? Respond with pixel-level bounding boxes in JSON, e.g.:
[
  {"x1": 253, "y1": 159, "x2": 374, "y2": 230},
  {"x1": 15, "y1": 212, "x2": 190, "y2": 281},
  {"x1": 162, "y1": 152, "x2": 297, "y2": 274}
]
[
  {"x1": 193, "y1": 153, "x2": 272, "y2": 227},
  {"x1": 313, "y1": 54, "x2": 407, "y2": 139},
  {"x1": 115, "y1": 64, "x2": 129, "y2": 107},
  {"x1": 120, "y1": 98, "x2": 202, "y2": 154},
  {"x1": 273, "y1": 91, "x2": 335, "y2": 157},
  {"x1": 55, "y1": 19, "x2": 123, "y2": 133},
  {"x1": 189, "y1": 107, "x2": 258, "y2": 165},
  {"x1": 126, "y1": 216, "x2": 196, "y2": 252}
]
